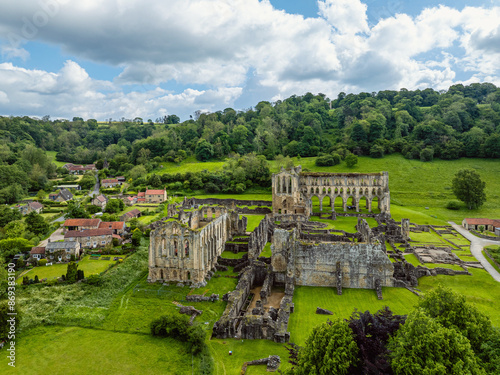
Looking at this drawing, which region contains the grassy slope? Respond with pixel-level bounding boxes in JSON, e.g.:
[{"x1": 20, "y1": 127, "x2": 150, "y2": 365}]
[
  {"x1": 5, "y1": 326, "x2": 193, "y2": 375},
  {"x1": 163, "y1": 154, "x2": 500, "y2": 224}
]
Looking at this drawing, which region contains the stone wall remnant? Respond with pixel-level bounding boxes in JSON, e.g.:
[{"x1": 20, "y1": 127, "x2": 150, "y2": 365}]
[{"x1": 148, "y1": 207, "x2": 245, "y2": 285}]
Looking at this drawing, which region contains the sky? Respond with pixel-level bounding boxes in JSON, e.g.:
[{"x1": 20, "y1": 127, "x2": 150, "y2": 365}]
[{"x1": 0, "y1": 0, "x2": 499, "y2": 121}]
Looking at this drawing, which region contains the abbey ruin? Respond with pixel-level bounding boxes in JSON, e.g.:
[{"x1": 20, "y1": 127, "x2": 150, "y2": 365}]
[
  {"x1": 148, "y1": 166, "x2": 472, "y2": 342},
  {"x1": 272, "y1": 166, "x2": 390, "y2": 216}
]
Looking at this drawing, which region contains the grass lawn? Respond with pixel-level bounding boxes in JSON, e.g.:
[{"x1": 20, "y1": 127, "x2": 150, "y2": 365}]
[
  {"x1": 209, "y1": 339, "x2": 291, "y2": 375},
  {"x1": 220, "y1": 250, "x2": 247, "y2": 259},
  {"x1": 242, "y1": 214, "x2": 265, "y2": 231},
  {"x1": 404, "y1": 253, "x2": 421, "y2": 267},
  {"x1": 5, "y1": 326, "x2": 194, "y2": 375},
  {"x1": 409, "y1": 230, "x2": 448, "y2": 244},
  {"x1": 309, "y1": 216, "x2": 378, "y2": 232},
  {"x1": 288, "y1": 286, "x2": 419, "y2": 345},
  {"x1": 483, "y1": 251, "x2": 500, "y2": 274},
  {"x1": 18, "y1": 255, "x2": 117, "y2": 284},
  {"x1": 259, "y1": 242, "x2": 272, "y2": 257}
]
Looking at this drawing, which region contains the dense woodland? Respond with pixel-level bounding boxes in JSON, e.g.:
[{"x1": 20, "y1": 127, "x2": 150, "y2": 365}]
[{"x1": 1, "y1": 82, "x2": 500, "y2": 202}]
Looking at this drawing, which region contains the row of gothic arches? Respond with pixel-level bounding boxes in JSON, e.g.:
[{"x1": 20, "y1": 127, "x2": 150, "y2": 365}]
[{"x1": 308, "y1": 194, "x2": 382, "y2": 213}]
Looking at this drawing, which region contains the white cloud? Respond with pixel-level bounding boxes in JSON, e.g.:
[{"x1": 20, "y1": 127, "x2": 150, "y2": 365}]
[
  {"x1": 318, "y1": 0, "x2": 369, "y2": 34},
  {"x1": 0, "y1": 1, "x2": 499, "y2": 119},
  {"x1": 0, "y1": 61, "x2": 242, "y2": 120}
]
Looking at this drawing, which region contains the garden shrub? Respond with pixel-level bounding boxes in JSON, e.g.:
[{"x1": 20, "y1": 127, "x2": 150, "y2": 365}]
[
  {"x1": 446, "y1": 201, "x2": 461, "y2": 210},
  {"x1": 38, "y1": 259, "x2": 48, "y2": 266},
  {"x1": 150, "y1": 314, "x2": 206, "y2": 354}
]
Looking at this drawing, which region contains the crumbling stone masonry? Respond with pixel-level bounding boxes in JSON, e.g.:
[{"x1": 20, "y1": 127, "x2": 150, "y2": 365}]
[
  {"x1": 148, "y1": 208, "x2": 245, "y2": 284},
  {"x1": 271, "y1": 228, "x2": 394, "y2": 289},
  {"x1": 272, "y1": 166, "x2": 390, "y2": 217}
]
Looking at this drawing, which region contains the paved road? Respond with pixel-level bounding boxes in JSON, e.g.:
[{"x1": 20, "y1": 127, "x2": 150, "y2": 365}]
[
  {"x1": 449, "y1": 222, "x2": 500, "y2": 282},
  {"x1": 38, "y1": 227, "x2": 65, "y2": 247},
  {"x1": 89, "y1": 173, "x2": 100, "y2": 198}
]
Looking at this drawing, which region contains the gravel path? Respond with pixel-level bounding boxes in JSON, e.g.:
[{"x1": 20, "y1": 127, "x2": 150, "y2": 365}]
[{"x1": 449, "y1": 222, "x2": 500, "y2": 282}]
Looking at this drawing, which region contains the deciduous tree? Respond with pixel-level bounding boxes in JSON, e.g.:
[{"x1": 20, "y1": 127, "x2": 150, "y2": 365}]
[{"x1": 452, "y1": 169, "x2": 486, "y2": 209}]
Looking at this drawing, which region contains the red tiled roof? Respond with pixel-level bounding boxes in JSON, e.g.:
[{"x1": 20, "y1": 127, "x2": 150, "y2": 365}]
[
  {"x1": 146, "y1": 189, "x2": 166, "y2": 195},
  {"x1": 30, "y1": 247, "x2": 46, "y2": 254},
  {"x1": 112, "y1": 234, "x2": 122, "y2": 240},
  {"x1": 464, "y1": 218, "x2": 500, "y2": 226},
  {"x1": 95, "y1": 195, "x2": 107, "y2": 202},
  {"x1": 29, "y1": 201, "x2": 43, "y2": 209},
  {"x1": 65, "y1": 229, "x2": 113, "y2": 238},
  {"x1": 137, "y1": 192, "x2": 145, "y2": 197},
  {"x1": 102, "y1": 179, "x2": 119, "y2": 183},
  {"x1": 123, "y1": 209, "x2": 141, "y2": 218},
  {"x1": 64, "y1": 218, "x2": 101, "y2": 227},
  {"x1": 99, "y1": 221, "x2": 125, "y2": 230}
]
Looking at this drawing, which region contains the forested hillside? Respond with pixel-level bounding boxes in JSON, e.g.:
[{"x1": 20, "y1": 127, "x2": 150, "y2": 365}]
[{"x1": 1, "y1": 82, "x2": 499, "y2": 202}]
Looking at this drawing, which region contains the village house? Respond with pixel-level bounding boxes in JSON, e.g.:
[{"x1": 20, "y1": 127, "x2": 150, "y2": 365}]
[
  {"x1": 137, "y1": 191, "x2": 146, "y2": 203},
  {"x1": 63, "y1": 218, "x2": 101, "y2": 232},
  {"x1": 462, "y1": 218, "x2": 500, "y2": 233},
  {"x1": 56, "y1": 184, "x2": 81, "y2": 191},
  {"x1": 45, "y1": 241, "x2": 81, "y2": 261},
  {"x1": 123, "y1": 196, "x2": 137, "y2": 206},
  {"x1": 92, "y1": 194, "x2": 108, "y2": 210},
  {"x1": 19, "y1": 201, "x2": 44, "y2": 215},
  {"x1": 63, "y1": 163, "x2": 97, "y2": 175},
  {"x1": 145, "y1": 189, "x2": 167, "y2": 203},
  {"x1": 101, "y1": 178, "x2": 121, "y2": 188},
  {"x1": 29, "y1": 247, "x2": 46, "y2": 262},
  {"x1": 64, "y1": 229, "x2": 113, "y2": 248},
  {"x1": 49, "y1": 188, "x2": 73, "y2": 202},
  {"x1": 120, "y1": 208, "x2": 142, "y2": 221},
  {"x1": 98, "y1": 221, "x2": 126, "y2": 235},
  {"x1": 116, "y1": 176, "x2": 126, "y2": 183}
]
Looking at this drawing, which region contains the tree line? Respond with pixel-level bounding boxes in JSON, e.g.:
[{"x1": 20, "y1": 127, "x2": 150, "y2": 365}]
[{"x1": 0, "y1": 82, "x2": 499, "y2": 201}]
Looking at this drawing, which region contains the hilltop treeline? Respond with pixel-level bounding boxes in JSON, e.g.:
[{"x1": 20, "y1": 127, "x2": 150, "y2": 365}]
[{"x1": 0, "y1": 82, "x2": 499, "y2": 197}]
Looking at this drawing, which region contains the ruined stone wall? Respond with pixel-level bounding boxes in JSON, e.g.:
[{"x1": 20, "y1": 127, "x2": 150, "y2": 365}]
[
  {"x1": 248, "y1": 217, "x2": 270, "y2": 259},
  {"x1": 271, "y1": 229, "x2": 394, "y2": 289},
  {"x1": 148, "y1": 210, "x2": 243, "y2": 285},
  {"x1": 272, "y1": 166, "x2": 391, "y2": 217}
]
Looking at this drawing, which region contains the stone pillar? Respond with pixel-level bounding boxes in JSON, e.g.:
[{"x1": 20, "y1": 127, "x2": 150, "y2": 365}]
[{"x1": 336, "y1": 262, "x2": 342, "y2": 295}]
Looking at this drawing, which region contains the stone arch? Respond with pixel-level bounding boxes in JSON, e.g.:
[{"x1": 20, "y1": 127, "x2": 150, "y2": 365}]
[
  {"x1": 310, "y1": 195, "x2": 320, "y2": 213},
  {"x1": 184, "y1": 239, "x2": 190, "y2": 257}
]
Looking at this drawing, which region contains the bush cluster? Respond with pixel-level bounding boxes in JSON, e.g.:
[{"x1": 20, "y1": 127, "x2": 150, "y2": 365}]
[{"x1": 150, "y1": 314, "x2": 206, "y2": 354}]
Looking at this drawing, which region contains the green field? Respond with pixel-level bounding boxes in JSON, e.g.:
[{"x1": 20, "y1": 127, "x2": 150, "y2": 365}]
[
  {"x1": 18, "y1": 255, "x2": 118, "y2": 284},
  {"x1": 46, "y1": 150, "x2": 67, "y2": 167},
  {"x1": 288, "y1": 286, "x2": 419, "y2": 345},
  {"x1": 4, "y1": 326, "x2": 195, "y2": 375}
]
